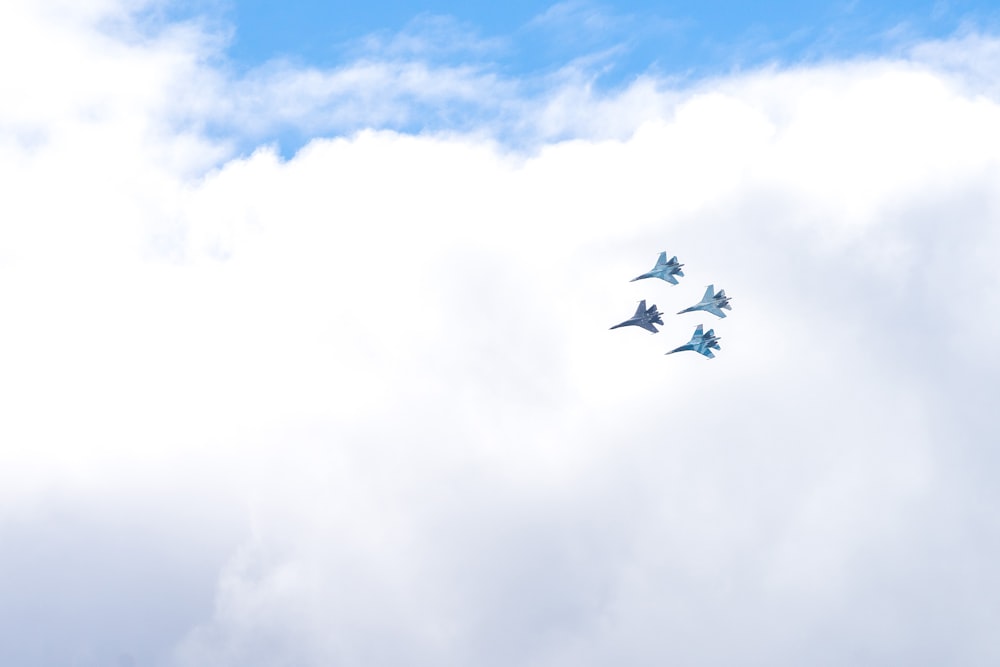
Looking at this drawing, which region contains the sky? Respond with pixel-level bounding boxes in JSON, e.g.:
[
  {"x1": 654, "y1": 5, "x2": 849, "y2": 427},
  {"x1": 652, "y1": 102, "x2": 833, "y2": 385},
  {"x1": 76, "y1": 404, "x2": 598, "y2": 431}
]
[{"x1": 2, "y1": 1, "x2": 1000, "y2": 666}]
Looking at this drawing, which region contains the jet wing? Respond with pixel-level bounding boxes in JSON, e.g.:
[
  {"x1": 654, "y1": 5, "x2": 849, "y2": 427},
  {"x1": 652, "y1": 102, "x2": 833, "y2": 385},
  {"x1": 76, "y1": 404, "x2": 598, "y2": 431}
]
[
  {"x1": 692, "y1": 324, "x2": 704, "y2": 338},
  {"x1": 655, "y1": 251, "x2": 667, "y2": 266},
  {"x1": 703, "y1": 305, "x2": 727, "y2": 318},
  {"x1": 633, "y1": 300, "x2": 647, "y2": 317},
  {"x1": 702, "y1": 285, "x2": 715, "y2": 301},
  {"x1": 637, "y1": 320, "x2": 659, "y2": 334},
  {"x1": 662, "y1": 273, "x2": 679, "y2": 285},
  {"x1": 701, "y1": 348, "x2": 716, "y2": 359}
]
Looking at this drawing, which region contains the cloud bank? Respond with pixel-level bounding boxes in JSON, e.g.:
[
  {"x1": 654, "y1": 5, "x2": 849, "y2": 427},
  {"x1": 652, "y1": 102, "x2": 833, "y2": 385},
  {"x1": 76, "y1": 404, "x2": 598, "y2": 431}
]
[{"x1": 2, "y1": 2, "x2": 1000, "y2": 665}]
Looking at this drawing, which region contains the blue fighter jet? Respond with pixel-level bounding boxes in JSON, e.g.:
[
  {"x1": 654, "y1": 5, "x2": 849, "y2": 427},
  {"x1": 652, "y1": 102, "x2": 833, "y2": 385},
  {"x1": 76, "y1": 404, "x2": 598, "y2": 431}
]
[
  {"x1": 666, "y1": 324, "x2": 721, "y2": 358},
  {"x1": 677, "y1": 285, "x2": 732, "y2": 319},
  {"x1": 631, "y1": 251, "x2": 684, "y2": 285},
  {"x1": 610, "y1": 300, "x2": 664, "y2": 334}
]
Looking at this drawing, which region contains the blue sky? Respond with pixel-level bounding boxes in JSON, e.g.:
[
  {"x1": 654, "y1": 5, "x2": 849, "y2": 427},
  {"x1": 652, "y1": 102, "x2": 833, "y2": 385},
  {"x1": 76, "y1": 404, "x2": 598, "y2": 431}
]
[
  {"x1": 3, "y1": 1, "x2": 1000, "y2": 666},
  {"x1": 156, "y1": 0, "x2": 1000, "y2": 156},
  {"x1": 217, "y1": 0, "x2": 996, "y2": 76}
]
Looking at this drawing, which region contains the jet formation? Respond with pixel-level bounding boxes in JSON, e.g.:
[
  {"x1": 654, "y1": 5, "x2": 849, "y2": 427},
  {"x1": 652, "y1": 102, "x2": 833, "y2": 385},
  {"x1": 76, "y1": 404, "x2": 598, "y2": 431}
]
[{"x1": 611, "y1": 251, "x2": 733, "y2": 359}]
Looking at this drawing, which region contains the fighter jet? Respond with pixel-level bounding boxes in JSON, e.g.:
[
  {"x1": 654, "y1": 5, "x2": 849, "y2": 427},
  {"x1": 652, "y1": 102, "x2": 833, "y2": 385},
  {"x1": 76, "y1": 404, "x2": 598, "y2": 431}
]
[
  {"x1": 677, "y1": 285, "x2": 732, "y2": 319},
  {"x1": 610, "y1": 300, "x2": 664, "y2": 334},
  {"x1": 666, "y1": 324, "x2": 721, "y2": 359},
  {"x1": 631, "y1": 251, "x2": 684, "y2": 285}
]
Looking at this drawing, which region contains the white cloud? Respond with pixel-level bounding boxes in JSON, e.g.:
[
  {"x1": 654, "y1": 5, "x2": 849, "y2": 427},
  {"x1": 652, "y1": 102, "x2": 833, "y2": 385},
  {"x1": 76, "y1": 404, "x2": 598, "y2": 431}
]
[
  {"x1": 910, "y1": 29, "x2": 1000, "y2": 98},
  {"x1": 2, "y1": 2, "x2": 1000, "y2": 665}
]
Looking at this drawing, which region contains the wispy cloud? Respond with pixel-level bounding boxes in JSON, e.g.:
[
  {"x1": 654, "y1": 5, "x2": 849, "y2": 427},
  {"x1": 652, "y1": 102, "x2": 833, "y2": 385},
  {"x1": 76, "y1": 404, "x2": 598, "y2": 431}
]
[
  {"x1": 353, "y1": 13, "x2": 507, "y2": 61},
  {"x1": 526, "y1": 0, "x2": 626, "y2": 34}
]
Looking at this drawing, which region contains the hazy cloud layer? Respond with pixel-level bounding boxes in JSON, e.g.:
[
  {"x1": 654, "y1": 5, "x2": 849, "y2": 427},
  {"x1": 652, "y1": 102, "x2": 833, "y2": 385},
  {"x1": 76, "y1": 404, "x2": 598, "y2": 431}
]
[{"x1": 2, "y1": 2, "x2": 1000, "y2": 665}]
